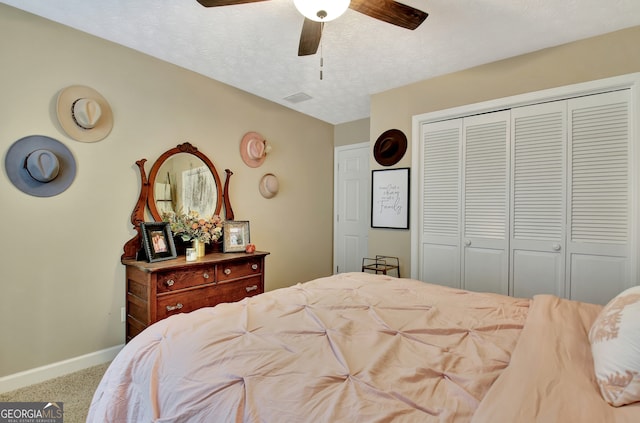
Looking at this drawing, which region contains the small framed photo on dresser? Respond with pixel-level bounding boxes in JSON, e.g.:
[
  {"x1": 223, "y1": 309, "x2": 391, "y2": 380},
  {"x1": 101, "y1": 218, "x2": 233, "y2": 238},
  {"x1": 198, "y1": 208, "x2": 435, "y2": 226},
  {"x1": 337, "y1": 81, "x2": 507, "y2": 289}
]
[
  {"x1": 223, "y1": 221, "x2": 250, "y2": 252},
  {"x1": 140, "y1": 222, "x2": 177, "y2": 262}
]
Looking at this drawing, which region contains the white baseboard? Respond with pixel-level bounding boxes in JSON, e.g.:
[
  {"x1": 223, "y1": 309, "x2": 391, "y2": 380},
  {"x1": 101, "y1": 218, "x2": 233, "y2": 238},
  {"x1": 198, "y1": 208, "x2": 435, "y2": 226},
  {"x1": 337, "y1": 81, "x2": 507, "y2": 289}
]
[{"x1": 0, "y1": 344, "x2": 124, "y2": 394}]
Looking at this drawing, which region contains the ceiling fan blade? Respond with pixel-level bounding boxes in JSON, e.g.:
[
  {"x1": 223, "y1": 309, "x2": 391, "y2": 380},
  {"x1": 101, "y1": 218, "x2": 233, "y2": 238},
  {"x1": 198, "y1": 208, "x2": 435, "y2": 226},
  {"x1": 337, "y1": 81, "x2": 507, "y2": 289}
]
[
  {"x1": 197, "y1": 0, "x2": 269, "y2": 7},
  {"x1": 298, "y1": 19, "x2": 322, "y2": 56},
  {"x1": 349, "y1": 0, "x2": 428, "y2": 30}
]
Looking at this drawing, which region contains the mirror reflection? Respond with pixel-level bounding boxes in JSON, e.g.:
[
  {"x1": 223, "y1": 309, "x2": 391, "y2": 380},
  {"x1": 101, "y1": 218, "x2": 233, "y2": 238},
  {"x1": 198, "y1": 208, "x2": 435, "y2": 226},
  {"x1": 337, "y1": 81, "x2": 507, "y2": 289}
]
[
  {"x1": 146, "y1": 142, "x2": 223, "y2": 222},
  {"x1": 153, "y1": 153, "x2": 217, "y2": 218}
]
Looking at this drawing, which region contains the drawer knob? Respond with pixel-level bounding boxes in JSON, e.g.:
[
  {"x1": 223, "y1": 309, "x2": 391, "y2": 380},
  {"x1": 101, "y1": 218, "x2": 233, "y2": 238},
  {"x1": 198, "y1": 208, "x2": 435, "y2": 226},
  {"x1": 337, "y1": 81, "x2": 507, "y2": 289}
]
[
  {"x1": 251, "y1": 264, "x2": 258, "y2": 270},
  {"x1": 224, "y1": 268, "x2": 231, "y2": 275},
  {"x1": 203, "y1": 272, "x2": 210, "y2": 279},
  {"x1": 166, "y1": 303, "x2": 183, "y2": 312},
  {"x1": 246, "y1": 285, "x2": 259, "y2": 292},
  {"x1": 165, "y1": 279, "x2": 175, "y2": 287}
]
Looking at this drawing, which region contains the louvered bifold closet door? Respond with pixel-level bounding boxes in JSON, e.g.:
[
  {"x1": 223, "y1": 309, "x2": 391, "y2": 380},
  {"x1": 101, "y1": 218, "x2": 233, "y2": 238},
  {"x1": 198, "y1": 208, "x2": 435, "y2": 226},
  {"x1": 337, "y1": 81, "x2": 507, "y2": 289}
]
[
  {"x1": 419, "y1": 119, "x2": 462, "y2": 288},
  {"x1": 510, "y1": 102, "x2": 567, "y2": 298},
  {"x1": 567, "y1": 89, "x2": 631, "y2": 304},
  {"x1": 461, "y1": 111, "x2": 510, "y2": 295}
]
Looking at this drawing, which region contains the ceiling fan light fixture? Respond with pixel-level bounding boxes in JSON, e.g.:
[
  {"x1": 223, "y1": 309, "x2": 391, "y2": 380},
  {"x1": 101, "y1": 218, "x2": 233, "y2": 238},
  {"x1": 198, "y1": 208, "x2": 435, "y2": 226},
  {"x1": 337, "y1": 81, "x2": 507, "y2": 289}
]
[{"x1": 293, "y1": 0, "x2": 351, "y2": 22}]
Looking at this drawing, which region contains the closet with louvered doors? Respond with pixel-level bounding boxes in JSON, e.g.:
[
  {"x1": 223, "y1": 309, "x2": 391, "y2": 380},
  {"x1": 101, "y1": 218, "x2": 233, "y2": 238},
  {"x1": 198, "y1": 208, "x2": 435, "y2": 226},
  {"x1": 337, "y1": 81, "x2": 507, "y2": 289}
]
[
  {"x1": 565, "y1": 90, "x2": 631, "y2": 304},
  {"x1": 419, "y1": 111, "x2": 511, "y2": 296},
  {"x1": 510, "y1": 101, "x2": 567, "y2": 299},
  {"x1": 418, "y1": 89, "x2": 632, "y2": 304}
]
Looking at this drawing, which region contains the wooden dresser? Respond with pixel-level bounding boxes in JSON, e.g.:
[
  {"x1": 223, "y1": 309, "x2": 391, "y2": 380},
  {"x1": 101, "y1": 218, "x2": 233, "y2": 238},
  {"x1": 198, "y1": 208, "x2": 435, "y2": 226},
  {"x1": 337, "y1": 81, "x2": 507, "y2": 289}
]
[{"x1": 122, "y1": 251, "x2": 269, "y2": 342}]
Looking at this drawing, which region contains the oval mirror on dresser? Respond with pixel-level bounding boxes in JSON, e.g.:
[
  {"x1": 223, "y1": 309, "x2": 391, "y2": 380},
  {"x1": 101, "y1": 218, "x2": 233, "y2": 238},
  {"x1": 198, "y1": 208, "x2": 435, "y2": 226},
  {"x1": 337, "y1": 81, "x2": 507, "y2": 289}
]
[{"x1": 147, "y1": 143, "x2": 223, "y2": 221}]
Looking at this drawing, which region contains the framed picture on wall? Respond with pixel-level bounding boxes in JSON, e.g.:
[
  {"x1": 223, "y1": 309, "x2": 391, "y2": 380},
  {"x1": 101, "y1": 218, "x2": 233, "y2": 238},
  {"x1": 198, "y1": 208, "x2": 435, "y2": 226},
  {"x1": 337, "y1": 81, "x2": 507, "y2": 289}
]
[
  {"x1": 140, "y1": 222, "x2": 177, "y2": 262},
  {"x1": 223, "y1": 221, "x2": 250, "y2": 252},
  {"x1": 371, "y1": 167, "x2": 410, "y2": 229}
]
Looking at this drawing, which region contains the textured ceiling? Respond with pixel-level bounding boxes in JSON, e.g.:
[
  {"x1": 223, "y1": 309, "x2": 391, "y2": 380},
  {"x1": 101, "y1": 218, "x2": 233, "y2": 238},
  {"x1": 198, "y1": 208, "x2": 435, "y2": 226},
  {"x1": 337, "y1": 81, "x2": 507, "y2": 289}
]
[{"x1": 3, "y1": 0, "x2": 640, "y2": 124}]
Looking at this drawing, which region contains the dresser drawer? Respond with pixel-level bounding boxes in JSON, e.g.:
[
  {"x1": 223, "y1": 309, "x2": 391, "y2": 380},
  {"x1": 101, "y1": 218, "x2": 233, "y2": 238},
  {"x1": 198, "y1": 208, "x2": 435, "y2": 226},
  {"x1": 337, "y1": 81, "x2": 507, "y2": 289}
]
[
  {"x1": 216, "y1": 276, "x2": 263, "y2": 303},
  {"x1": 156, "y1": 288, "x2": 219, "y2": 320},
  {"x1": 156, "y1": 277, "x2": 263, "y2": 320},
  {"x1": 156, "y1": 266, "x2": 215, "y2": 293},
  {"x1": 217, "y1": 258, "x2": 262, "y2": 282}
]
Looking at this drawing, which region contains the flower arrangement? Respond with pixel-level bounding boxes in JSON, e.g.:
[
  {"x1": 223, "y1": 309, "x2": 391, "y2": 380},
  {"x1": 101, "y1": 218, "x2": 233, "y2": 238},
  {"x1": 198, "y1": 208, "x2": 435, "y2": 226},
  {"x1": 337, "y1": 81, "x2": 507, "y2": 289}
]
[{"x1": 161, "y1": 210, "x2": 223, "y2": 244}]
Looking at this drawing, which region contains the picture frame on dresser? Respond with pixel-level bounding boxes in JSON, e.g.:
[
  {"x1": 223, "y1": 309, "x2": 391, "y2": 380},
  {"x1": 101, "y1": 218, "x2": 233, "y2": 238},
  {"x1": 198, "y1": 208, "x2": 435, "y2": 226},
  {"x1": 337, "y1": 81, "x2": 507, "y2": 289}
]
[
  {"x1": 140, "y1": 222, "x2": 177, "y2": 262},
  {"x1": 223, "y1": 220, "x2": 250, "y2": 252}
]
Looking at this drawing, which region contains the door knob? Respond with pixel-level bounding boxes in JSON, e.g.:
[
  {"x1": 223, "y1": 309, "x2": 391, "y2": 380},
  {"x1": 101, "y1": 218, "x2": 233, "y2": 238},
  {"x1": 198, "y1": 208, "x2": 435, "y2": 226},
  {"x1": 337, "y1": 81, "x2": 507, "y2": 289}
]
[
  {"x1": 552, "y1": 243, "x2": 561, "y2": 251},
  {"x1": 464, "y1": 239, "x2": 471, "y2": 246}
]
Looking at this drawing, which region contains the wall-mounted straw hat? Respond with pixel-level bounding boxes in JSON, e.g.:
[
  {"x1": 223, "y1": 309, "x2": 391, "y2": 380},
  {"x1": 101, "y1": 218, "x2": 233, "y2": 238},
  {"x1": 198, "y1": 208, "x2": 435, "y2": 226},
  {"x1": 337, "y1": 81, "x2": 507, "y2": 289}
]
[
  {"x1": 240, "y1": 132, "x2": 269, "y2": 168},
  {"x1": 259, "y1": 173, "x2": 279, "y2": 199},
  {"x1": 56, "y1": 85, "x2": 113, "y2": 142}
]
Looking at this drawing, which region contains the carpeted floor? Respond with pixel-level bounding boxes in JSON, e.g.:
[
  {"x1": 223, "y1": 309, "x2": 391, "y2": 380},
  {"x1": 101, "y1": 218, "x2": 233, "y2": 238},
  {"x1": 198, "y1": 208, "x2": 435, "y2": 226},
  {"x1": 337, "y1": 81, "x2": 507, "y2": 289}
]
[{"x1": 0, "y1": 362, "x2": 110, "y2": 423}]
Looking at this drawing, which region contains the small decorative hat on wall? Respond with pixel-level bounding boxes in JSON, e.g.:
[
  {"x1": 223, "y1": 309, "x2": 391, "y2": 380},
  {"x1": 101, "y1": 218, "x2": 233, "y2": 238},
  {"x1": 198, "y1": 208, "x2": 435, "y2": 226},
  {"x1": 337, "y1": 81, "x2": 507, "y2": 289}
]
[
  {"x1": 240, "y1": 131, "x2": 270, "y2": 168},
  {"x1": 373, "y1": 129, "x2": 407, "y2": 166},
  {"x1": 5, "y1": 135, "x2": 77, "y2": 197},
  {"x1": 56, "y1": 85, "x2": 113, "y2": 142},
  {"x1": 259, "y1": 173, "x2": 279, "y2": 199}
]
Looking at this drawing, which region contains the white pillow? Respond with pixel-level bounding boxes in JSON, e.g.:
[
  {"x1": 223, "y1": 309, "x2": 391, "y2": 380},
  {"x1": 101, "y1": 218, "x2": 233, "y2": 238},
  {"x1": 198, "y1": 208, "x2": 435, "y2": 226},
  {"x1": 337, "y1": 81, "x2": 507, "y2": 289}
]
[{"x1": 589, "y1": 285, "x2": 640, "y2": 406}]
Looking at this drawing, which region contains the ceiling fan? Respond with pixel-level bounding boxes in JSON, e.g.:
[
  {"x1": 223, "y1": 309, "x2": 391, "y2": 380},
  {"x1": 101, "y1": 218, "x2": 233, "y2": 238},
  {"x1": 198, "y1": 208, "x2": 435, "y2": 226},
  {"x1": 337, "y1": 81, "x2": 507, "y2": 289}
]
[{"x1": 196, "y1": 0, "x2": 428, "y2": 56}]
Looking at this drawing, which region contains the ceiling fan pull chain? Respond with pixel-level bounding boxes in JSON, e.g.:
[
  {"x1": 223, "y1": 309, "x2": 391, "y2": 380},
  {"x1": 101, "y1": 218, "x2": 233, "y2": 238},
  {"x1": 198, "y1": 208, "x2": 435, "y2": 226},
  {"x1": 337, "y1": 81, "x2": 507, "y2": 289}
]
[{"x1": 319, "y1": 22, "x2": 324, "y2": 80}]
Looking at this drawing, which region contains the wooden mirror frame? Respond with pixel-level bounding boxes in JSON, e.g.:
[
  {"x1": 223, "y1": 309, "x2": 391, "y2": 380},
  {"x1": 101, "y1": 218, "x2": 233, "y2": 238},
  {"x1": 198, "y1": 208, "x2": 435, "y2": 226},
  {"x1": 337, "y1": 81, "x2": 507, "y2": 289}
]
[
  {"x1": 122, "y1": 142, "x2": 235, "y2": 260},
  {"x1": 147, "y1": 142, "x2": 223, "y2": 221}
]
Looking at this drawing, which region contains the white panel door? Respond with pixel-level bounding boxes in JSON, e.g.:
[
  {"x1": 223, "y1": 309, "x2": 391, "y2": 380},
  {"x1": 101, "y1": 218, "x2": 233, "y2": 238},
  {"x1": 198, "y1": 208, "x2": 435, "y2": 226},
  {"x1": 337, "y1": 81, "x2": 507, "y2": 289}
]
[
  {"x1": 419, "y1": 119, "x2": 462, "y2": 288},
  {"x1": 462, "y1": 111, "x2": 510, "y2": 295},
  {"x1": 567, "y1": 90, "x2": 631, "y2": 304},
  {"x1": 510, "y1": 101, "x2": 567, "y2": 298},
  {"x1": 334, "y1": 143, "x2": 369, "y2": 274}
]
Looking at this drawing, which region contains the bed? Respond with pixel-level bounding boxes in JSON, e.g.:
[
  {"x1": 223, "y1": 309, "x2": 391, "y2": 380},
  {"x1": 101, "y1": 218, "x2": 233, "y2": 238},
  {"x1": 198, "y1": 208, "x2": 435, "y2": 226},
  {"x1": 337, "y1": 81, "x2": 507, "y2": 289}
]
[{"x1": 87, "y1": 272, "x2": 640, "y2": 422}]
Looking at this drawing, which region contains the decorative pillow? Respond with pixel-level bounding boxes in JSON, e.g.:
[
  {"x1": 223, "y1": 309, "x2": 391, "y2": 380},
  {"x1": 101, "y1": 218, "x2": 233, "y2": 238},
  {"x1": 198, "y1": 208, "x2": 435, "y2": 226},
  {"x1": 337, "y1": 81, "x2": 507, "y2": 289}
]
[{"x1": 589, "y1": 286, "x2": 640, "y2": 406}]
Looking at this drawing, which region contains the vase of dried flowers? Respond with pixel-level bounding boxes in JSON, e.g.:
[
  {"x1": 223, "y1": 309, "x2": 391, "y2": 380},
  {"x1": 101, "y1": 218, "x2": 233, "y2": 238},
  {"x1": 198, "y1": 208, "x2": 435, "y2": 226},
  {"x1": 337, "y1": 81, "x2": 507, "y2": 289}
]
[{"x1": 162, "y1": 210, "x2": 223, "y2": 258}]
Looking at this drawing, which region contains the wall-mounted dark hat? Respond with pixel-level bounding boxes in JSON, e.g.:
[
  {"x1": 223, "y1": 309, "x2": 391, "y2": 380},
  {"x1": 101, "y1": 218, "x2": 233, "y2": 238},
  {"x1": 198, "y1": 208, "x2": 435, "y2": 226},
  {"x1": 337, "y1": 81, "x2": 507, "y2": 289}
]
[
  {"x1": 5, "y1": 135, "x2": 77, "y2": 197},
  {"x1": 373, "y1": 129, "x2": 407, "y2": 166}
]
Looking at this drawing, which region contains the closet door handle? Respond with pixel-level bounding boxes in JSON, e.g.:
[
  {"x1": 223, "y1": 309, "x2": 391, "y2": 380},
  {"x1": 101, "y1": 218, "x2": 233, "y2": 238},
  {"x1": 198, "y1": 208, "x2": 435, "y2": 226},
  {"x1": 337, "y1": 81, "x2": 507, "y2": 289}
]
[
  {"x1": 552, "y1": 243, "x2": 561, "y2": 251},
  {"x1": 464, "y1": 239, "x2": 471, "y2": 246}
]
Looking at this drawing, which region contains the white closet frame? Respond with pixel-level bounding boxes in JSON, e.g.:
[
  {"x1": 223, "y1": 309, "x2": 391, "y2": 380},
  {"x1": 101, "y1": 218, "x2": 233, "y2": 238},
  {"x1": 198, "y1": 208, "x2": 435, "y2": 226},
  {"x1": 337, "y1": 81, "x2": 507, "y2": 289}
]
[{"x1": 411, "y1": 73, "x2": 640, "y2": 299}]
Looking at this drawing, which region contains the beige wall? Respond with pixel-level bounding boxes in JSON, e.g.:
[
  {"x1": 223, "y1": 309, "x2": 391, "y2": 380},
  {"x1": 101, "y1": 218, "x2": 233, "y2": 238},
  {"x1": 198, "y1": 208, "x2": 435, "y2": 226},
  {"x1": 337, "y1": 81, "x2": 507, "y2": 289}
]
[
  {"x1": 334, "y1": 118, "x2": 370, "y2": 147},
  {"x1": 370, "y1": 25, "x2": 640, "y2": 278},
  {"x1": 0, "y1": 4, "x2": 334, "y2": 377}
]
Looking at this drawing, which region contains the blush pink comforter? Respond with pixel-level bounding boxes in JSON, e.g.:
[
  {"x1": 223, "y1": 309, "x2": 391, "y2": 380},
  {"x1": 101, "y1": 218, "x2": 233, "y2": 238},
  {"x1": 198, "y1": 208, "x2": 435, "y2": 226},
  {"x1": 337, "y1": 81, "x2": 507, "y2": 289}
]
[
  {"x1": 88, "y1": 273, "x2": 530, "y2": 422},
  {"x1": 472, "y1": 294, "x2": 640, "y2": 422}
]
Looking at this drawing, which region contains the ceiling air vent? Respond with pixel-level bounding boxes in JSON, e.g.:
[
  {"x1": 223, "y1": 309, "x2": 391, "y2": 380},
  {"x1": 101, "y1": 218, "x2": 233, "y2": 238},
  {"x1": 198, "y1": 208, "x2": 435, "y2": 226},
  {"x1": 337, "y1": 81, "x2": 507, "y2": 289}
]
[{"x1": 284, "y1": 92, "x2": 313, "y2": 104}]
